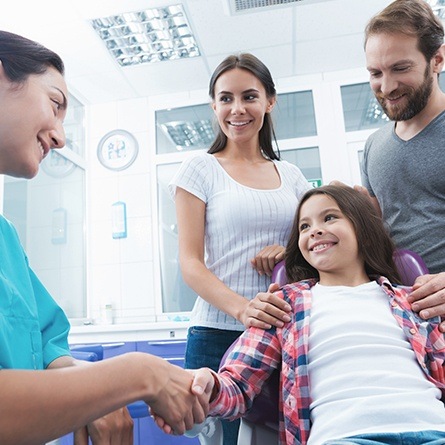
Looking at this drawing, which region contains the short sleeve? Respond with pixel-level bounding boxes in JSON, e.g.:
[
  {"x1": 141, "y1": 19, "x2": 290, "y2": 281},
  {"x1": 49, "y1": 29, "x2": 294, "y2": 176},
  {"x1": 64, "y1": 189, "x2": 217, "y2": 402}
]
[
  {"x1": 30, "y1": 268, "x2": 71, "y2": 368},
  {"x1": 168, "y1": 154, "x2": 210, "y2": 203},
  {"x1": 277, "y1": 160, "x2": 311, "y2": 200},
  {"x1": 0, "y1": 216, "x2": 70, "y2": 370}
]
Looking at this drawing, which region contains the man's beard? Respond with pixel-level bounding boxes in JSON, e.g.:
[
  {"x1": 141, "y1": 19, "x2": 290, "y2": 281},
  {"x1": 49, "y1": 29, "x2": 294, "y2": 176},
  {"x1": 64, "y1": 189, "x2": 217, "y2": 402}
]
[{"x1": 376, "y1": 64, "x2": 433, "y2": 121}]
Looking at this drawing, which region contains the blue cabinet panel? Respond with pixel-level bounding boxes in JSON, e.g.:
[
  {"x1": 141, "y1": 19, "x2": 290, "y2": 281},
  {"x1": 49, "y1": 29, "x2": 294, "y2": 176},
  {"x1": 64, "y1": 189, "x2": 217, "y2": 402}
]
[
  {"x1": 100, "y1": 341, "x2": 136, "y2": 357},
  {"x1": 60, "y1": 340, "x2": 199, "y2": 445},
  {"x1": 60, "y1": 342, "x2": 140, "y2": 445},
  {"x1": 139, "y1": 416, "x2": 199, "y2": 445},
  {"x1": 136, "y1": 339, "x2": 187, "y2": 368},
  {"x1": 137, "y1": 340, "x2": 199, "y2": 444}
]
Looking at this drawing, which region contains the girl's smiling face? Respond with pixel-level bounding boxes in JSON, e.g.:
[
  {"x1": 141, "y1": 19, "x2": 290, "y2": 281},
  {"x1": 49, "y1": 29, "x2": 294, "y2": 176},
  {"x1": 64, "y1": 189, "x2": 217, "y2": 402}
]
[{"x1": 297, "y1": 194, "x2": 369, "y2": 286}]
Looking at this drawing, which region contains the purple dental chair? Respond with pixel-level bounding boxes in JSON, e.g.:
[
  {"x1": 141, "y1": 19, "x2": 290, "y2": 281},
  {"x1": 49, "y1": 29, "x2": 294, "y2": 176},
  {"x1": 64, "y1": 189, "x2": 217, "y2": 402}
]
[{"x1": 393, "y1": 248, "x2": 429, "y2": 286}]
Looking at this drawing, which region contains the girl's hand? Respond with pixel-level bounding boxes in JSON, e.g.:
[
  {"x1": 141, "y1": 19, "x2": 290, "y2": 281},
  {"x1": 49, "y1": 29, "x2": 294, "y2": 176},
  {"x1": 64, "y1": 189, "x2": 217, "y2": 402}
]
[
  {"x1": 250, "y1": 245, "x2": 285, "y2": 277},
  {"x1": 239, "y1": 283, "x2": 291, "y2": 329}
]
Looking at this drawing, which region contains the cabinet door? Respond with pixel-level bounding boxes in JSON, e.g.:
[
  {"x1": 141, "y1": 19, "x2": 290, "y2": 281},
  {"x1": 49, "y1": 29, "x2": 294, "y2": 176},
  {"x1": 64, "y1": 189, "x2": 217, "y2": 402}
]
[
  {"x1": 137, "y1": 340, "x2": 199, "y2": 444},
  {"x1": 138, "y1": 414, "x2": 200, "y2": 445},
  {"x1": 137, "y1": 339, "x2": 187, "y2": 367},
  {"x1": 59, "y1": 342, "x2": 140, "y2": 445}
]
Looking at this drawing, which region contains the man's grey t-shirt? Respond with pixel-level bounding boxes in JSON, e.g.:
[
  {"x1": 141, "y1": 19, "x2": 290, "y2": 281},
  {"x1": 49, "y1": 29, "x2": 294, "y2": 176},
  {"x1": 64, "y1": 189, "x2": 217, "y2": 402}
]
[{"x1": 361, "y1": 111, "x2": 445, "y2": 274}]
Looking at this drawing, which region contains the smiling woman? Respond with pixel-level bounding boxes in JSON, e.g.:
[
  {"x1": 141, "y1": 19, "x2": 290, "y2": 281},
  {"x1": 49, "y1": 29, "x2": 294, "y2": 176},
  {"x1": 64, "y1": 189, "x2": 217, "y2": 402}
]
[
  {"x1": 0, "y1": 30, "x2": 211, "y2": 445},
  {"x1": 211, "y1": 68, "x2": 276, "y2": 151},
  {"x1": 169, "y1": 52, "x2": 310, "y2": 444}
]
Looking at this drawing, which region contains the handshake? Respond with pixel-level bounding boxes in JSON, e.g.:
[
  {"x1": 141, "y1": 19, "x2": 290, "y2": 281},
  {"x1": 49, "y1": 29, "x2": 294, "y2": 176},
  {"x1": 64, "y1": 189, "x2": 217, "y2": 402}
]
[{"x1": 147, "y1": 358, "x2": 217, "y2": 436}]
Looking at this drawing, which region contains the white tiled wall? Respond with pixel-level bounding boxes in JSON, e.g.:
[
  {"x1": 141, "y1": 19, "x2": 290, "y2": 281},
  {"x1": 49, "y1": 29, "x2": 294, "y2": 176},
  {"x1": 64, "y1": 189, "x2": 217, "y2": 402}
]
[
  {"x1": 87, "y1": 97, "x2": 156, "y2": 324},
  {"x1": 25, "y1": 163, "x2": 86, "y2": 319}
]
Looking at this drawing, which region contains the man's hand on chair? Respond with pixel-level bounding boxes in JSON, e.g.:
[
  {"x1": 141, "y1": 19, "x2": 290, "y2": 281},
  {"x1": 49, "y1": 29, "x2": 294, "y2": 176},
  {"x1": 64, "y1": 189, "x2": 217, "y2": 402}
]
[{"x1": 408, "y1": 272, "x2": 445, "y2": 332}]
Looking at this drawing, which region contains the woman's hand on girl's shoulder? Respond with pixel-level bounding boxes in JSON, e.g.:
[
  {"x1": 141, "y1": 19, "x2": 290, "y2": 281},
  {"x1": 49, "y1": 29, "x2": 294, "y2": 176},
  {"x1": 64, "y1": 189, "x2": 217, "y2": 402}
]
[{"x1": 239, "y1": 283, "x2": 291, "y2": 329}]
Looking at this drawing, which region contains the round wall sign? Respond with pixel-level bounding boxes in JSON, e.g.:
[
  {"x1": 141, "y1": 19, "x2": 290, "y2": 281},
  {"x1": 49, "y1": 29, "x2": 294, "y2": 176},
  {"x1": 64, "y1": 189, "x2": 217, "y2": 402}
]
[{"x1": 97, "y1": 130, "x2": 139, "y2": 171}]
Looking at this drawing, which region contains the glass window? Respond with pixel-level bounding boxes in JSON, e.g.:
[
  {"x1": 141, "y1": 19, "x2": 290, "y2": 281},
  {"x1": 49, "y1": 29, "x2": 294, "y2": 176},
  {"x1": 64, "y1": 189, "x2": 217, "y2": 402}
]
[
  {"x1": 439, "y1": 73, "x2": 445, "y2": 91},
  {"x1": 341, "y1": 82, "x2": 389, "y2": 132},
  {"x1": 155, "y1": 91, "x2": 317, "y2": 155},
  {"x1": 156, "y1": 104, "x2": 214, "y2": 154},
  {"x1": 157, "y1": 162, "x2": 197, "y2": 313},
  {"x1": 274, "y1": 91, "x2": 317, "y2": 139},
  {"x1": 2, "y1": 94, "x2": 87, "y2": 320},
  {"x1": 281, "y1": 147, "x2": 321, "y2": 186},
  {"x1": 64, "y1": 94, "x2": 85, "y2": 157}
]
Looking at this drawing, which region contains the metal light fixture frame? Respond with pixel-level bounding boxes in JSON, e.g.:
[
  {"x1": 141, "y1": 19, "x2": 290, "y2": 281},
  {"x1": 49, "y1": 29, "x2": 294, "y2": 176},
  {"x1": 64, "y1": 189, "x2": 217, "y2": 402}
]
[{"x1": 91, "y1": 4, "x2": 200, "y2": 67}]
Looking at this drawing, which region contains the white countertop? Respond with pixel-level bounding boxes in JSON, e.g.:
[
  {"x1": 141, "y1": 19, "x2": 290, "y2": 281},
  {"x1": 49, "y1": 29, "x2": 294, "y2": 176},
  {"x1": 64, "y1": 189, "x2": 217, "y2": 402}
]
[{"x1": 68, "y1": 321, "x2": 190, "y2": 344}]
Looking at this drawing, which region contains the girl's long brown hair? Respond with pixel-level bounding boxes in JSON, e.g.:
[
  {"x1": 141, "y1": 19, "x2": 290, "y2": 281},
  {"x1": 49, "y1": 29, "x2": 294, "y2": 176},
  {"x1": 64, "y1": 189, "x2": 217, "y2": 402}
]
[{"x1": 285, "y1": 185, "x2": 401, "y2": 284}]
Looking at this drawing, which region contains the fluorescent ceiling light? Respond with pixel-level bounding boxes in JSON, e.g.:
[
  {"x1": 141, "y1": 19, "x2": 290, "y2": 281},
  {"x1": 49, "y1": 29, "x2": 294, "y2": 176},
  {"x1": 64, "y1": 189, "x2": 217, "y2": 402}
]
[{"x1": 91, "y1": 5, "x2": 200, "y2": 66}]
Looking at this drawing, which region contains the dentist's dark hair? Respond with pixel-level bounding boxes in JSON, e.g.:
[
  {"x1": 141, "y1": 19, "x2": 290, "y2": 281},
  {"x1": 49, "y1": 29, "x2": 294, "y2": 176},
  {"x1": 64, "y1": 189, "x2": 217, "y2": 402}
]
[
  {"x1": 0, "y1": 30, "x2": 64, "y2": 84},
  {"x1": 207, "y1": 53, "x2": 280, "y2": 160},
  {"x1": 285, "y1": 185, "x2": 401, "y2": 284}
]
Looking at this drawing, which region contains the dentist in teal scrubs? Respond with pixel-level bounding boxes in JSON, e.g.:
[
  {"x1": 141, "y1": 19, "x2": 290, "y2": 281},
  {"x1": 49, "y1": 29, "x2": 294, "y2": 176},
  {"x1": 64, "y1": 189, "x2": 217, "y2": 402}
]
[
  {"x1": 0, "y1": 219, "x2": 71, "y2": 370},
  {"x1": 0, "y1": 30, "x2": 210, "y2": 445}
]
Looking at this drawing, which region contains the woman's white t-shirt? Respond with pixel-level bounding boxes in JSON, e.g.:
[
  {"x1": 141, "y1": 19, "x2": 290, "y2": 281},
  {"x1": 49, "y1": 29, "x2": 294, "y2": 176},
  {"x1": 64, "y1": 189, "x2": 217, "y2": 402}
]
[{"x1": 169, "y1": 152, "x2": 310, "y2": 331}]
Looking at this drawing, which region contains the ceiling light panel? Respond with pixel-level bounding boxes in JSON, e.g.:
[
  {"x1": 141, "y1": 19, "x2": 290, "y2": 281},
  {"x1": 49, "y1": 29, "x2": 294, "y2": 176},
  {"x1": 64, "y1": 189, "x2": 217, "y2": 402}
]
[{"x1": 91, "y1": 5, "x2": 200, "y2": 66}]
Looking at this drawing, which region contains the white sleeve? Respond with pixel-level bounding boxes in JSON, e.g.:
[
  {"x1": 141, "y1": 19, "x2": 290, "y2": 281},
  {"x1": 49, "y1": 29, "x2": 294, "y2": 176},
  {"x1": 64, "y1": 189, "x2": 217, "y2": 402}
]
[
  {"x1": 280, "y1": 160, "x2": 311, "y2": 200},
  {"x1": 168, "y1": 154, "x2": 209, "y2": 203}
]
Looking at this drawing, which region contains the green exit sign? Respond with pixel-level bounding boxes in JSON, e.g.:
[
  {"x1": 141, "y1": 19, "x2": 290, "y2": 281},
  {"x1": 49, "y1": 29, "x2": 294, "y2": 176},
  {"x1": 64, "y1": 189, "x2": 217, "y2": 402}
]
[{"x1": 308, "y1": 179, "x2": 322, "y2": 188}]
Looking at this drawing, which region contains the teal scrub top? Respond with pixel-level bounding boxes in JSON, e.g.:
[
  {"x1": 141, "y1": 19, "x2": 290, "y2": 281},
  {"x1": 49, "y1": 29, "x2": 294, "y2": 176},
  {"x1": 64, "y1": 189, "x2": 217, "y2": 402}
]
[{"x1": 0, "y1": 215, "x2": 70, "y2": 370}]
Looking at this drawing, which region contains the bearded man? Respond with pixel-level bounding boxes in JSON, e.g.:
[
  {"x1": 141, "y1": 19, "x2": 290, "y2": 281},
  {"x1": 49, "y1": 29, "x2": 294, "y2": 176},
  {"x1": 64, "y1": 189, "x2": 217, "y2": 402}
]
[{"x1": 360, "y1": 0, "x2": 445, "y2": 328}]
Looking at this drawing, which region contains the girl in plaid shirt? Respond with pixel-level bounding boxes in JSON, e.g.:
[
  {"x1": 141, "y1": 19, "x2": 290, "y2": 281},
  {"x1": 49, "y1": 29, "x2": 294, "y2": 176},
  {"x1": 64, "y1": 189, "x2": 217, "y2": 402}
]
[{"x1": 190, "y1": 185, "x2": 445, "y2": 445}]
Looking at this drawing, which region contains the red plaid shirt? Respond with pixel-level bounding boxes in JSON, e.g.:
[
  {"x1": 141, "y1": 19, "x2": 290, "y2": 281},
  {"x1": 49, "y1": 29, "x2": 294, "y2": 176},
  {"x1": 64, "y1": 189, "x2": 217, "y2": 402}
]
[{"x1": 210, "y1": 277, "x2": 445, "y2": 445}]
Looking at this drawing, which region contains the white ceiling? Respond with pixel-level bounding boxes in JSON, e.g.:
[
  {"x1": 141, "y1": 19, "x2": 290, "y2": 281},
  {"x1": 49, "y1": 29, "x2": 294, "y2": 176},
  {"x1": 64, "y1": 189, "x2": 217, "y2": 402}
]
[{"x1": 0, "y1": 0, "x2": 392, "y2": 105}]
